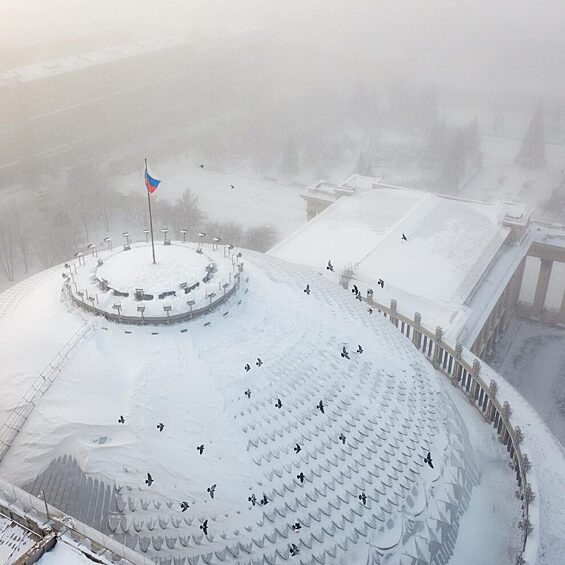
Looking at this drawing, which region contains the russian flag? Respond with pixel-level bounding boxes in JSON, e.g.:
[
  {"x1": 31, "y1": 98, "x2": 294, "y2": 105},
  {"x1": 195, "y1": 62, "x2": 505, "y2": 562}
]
[{"x1": 144, "y1": 159, "x2": 161, "y2": 194}]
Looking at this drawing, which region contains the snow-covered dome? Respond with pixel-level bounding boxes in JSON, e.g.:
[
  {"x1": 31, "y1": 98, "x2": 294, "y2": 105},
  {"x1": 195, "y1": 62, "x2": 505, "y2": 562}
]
[{"x1": 0, "y1": 243, "x2": 480, "y2": 564}]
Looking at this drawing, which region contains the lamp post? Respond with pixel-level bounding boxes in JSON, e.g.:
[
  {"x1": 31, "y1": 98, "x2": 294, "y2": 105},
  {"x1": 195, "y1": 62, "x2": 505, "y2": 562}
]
[
  {"x1": 122, "y1": 232, "x2": 131, "y2": 251},
  {"x1": 87, "y1": 243, "x2": 97, "y2": 257},
  {"x1": 142, "y1": 229, "x2": 150, "y2": 244},
  {"x1": 180, "y1": 229, "x2": 188, "y2": 243},
  {"x1": 104, "y1": 237, "x2": 112, "y2": 251},
  {"x1": 112, "y1": 303, "x2": 122, "y2": 323},
  {"x1": 40, "y1": 489, "x2": 50, "y2": 520},
  {"x1": 163, "y1": 304, "x2": 172, "y2": 325},
  {"x1": 187, "y1": 299, "x2": 195, "y2": 319},
  {"x1": 197, "y1": 232, "x2": 206, "y2": 253},
  {"x1": 212, "y1": 236, "x2": 221, "y2": 251},
  {"x1": 74, "y1": 251, "x2": 85, "y2": 266},
  {"x1": 137, "y1": 305, "x2": 146, "y2": 325},
  {"x1": 224, "y1": 244, "x2": 233, "y2": 258},
  {"x1": 161, "y1": 228, "x2": 170, "y2": 246}
]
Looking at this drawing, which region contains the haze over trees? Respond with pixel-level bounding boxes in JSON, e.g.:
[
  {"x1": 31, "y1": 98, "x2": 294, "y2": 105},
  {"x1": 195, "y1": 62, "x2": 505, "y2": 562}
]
[{"x1": 0, "y1": 0, "x2": 564, "y2": 286}]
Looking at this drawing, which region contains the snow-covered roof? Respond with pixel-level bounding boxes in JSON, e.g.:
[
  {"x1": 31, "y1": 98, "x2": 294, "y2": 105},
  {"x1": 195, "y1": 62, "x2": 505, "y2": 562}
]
[
  {"x1": 341, "y1": 173, "x2": 384, "y2": 191},
  {"x1": 270, "y1": 187, "x2": 511, "y2": 338},
  {"x1": 0, "y1": 37, "x2": 190, "y2": 84},
  {"x1": 0, "y1": 512, "x2": 39, "y2": 562},
  {"x1": 37, "y1": 541, "x2": 99, "y2": 565},
  {"x1": 0, "y1": 245, "x2": 483, "y2": 564}
]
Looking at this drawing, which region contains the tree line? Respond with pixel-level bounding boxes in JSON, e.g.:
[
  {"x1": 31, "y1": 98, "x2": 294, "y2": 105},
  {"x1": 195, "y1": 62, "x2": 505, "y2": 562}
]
[{"x1": 0, "y1": 165, "x2": 277, "y2": 285}]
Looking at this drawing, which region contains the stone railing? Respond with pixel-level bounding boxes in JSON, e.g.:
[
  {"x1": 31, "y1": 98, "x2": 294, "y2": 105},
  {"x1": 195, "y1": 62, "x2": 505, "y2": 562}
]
[
  {"x1": 367, "y1": 295, "x2": 536, "y2": 565},
  {"x1": 0, "y1": 322, "x2": 94, "y2": 462}
]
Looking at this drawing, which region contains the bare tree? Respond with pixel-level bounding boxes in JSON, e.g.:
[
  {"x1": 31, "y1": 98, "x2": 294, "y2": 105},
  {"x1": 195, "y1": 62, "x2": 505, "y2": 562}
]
[{"x1": 0, "y1": 204, "x2": 16, "y2": 282}]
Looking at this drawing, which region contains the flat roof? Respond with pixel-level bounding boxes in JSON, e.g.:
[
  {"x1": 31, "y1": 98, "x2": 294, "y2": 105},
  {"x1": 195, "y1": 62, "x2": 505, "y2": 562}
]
[{"x1": 270, "y1": 187, "x2": 511, "y2": 337}]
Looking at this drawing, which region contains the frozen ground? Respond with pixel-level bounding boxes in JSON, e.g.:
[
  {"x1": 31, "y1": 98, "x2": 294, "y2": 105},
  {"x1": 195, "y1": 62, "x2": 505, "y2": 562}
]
[{"x1": 491, "y1": 318, "x2": 565, "y2": 447}]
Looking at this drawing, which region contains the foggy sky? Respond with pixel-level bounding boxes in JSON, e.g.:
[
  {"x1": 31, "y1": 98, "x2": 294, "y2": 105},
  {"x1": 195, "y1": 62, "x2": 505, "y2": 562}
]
[{"x1": 1, "y1": 0, "x2": 564, "y2": 97}]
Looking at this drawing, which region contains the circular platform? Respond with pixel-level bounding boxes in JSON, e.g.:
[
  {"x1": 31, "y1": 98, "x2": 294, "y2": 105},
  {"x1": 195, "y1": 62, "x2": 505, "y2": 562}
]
[
  {"x1": 66, "y1": 242, "x2": 243, "y2": 324},
  {"x1": 97, "y1": 245, "x2": 212, "y2": 295}
]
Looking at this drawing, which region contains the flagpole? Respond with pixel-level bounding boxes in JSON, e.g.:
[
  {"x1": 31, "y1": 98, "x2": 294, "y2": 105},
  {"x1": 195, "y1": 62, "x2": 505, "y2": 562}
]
[{"x1": 145, "y1": 159, "x2": 156, "y2": 264}]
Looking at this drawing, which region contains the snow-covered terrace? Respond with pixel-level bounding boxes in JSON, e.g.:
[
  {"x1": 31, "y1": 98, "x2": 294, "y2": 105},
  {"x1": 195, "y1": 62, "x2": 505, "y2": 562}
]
[
  {"x1": 69, "y1": 242, "x2": 242, "y2": 323},
  {"x1": 270, "y1": 187, "x2": 512, "y2": 340}
]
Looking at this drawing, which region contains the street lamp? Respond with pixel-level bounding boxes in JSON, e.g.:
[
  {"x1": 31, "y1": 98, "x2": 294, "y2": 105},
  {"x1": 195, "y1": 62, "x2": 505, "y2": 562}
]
[
  {"x1": 104, "y1": 237, "x2": 112, "y2": 251},
  {"x1": 122, "y1": 232, "x2": 131, "y2": 251},
  {"x1": 112, "y1": 303, "x2": 122, "y2": 322},
  {"x1": 180, "y1": 229, "x2": 188, "y2": 243},
  {"x1": 187, "y1": 299, "x2": 195, "y2": 319},
  {"x1": 163, "y1": 304, "x2": 172, "y2": 324},
  {"x1": 74, "y1": 251, "x2": 85, "y2": 266},
  {"x1": 142, "y1": 229, "x2": 150, "y2": 243},
  {"x1": 161, "y1": 228, "x2": 170, "y2": 246},
  {"x1": 137, "y1": 304, "x2": 146, "y2": 325},
  {"x1": 197, "y1": 231, "x2": 206, "y2": 253},
  {"x1": 39, "y1": 489, "x2": 50, "y2": 520}
]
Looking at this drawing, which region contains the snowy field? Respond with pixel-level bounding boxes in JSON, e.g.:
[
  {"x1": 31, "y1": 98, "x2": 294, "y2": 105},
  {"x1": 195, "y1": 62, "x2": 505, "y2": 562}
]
[
  {"x1": 460, "y1": 135, "x2": 565, "y2": 219},
  {"x1": 112, "y1": 157, "x2": 308, "y2": 241}
]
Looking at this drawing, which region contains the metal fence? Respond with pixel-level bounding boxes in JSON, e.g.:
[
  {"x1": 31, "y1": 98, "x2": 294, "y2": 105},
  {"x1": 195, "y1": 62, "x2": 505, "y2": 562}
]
[{"x1": 0, "y1": 322, "x2": 94, "y2": 462}]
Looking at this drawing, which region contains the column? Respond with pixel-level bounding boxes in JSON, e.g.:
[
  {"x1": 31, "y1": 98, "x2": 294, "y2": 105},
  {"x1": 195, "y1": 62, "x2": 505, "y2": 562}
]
[
  {"x1": 558, "y1": 287, "x2": 565, "y2": 325},
  {"x1": 510, "y1": 257, "x2": 526, "y2": 308},
  {"x1": 531, "y1": 259, "x2": 553, "y2": 320}
]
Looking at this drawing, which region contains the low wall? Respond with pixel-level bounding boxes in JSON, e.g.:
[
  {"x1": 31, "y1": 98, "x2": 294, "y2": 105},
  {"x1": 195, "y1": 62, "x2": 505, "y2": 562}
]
[{"x1": 66, "y1": 273, "x2": 242, "y2": 325}]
